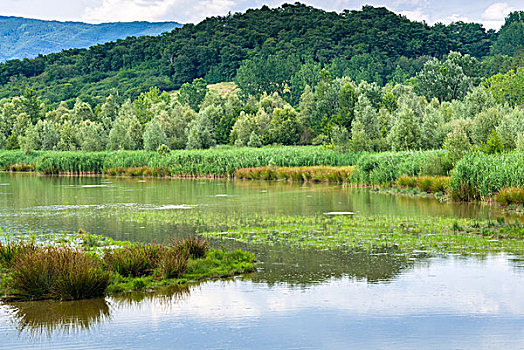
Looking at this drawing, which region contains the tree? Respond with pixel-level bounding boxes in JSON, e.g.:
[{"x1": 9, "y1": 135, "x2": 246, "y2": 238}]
[
  {"x1": 177, "y1": 78, "x2": 208, "y2": 111},
  {"x1": 387, "y1": 107, "x2": 421, "y2": 151},
  {"x1": 143, "y1": 119, "x2": 168, "y2": 151},
  {"x1": 268, "y1": 106, "x2": 301, "y2": 145},
  {"x1": 443, "y1": 122, "x2": 472, "y2": 164},
  {"x1": 483, "y1": 67, "x2": 524, "y2": 107},
  {"x1": 21, "y1": 88, "x2": 43, "y2": 123},
  {"x1": 414, "y1": 51, "x2": 480, "y2": 102},
  {"x1": 79, "y1": 121, "x2": 105, "y2": 151},
  {"x1": 186, "y1": 114, "x2": 215, "y2": 149}
]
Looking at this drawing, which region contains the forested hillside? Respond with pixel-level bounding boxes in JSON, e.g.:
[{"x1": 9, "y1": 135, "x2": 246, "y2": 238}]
[
  {"x1": 0, "y1": 3, "x2": 523, "y2": 160},
  {"x1": 0, "y1": 16, "x2": 181, "y2": 62},
  {"x1": 1, "y1": 3, "x2": 521, "y2": 105}
]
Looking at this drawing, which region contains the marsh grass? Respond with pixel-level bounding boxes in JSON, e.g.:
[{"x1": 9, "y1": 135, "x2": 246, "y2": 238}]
[
  {"x1": 396, "y1": 175, "x2": 450, "y2": 194},
  {"x1": 235, "y1": 166, "x2": 354, "y2": 183},
  {"x1": 9, "y1": 247, "x2": 109, "y2": 301},
  {"x1": 1, "y1": 237, "x2": 255, "y2": 301},
  {"x1": 495, "y1": 188, "x2": 524, "y2": 206}
]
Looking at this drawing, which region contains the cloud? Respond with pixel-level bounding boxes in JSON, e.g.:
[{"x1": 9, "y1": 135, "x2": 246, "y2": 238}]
[
  {"x1": 482, "y1": 2, "x2": 513, "y2": 20},
  {"x1": 398, "y1": 8, "x2": 429, "y2": 23},
  {"x1": 82, "y1": 0, "x2": 243, "y2": 23},
  {"x1": 480, "y1": 2, "x2": 514, "y2": 29}
]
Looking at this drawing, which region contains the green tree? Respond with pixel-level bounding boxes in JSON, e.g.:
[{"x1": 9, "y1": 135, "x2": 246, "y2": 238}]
[
  {"x1": 414, "y1": 51, "x2": 480, "y2": 102},
  {"x1": 177, "y1": 78, "x2": 208, "y2": 111},
  {"x1": 387, "y1": 107, "x2": 421, "y2": 151},
  {"x1": 268, "y1": 106, "x2": 301, "y2": 145},
  {"x1": 143, "y1": 119, "x2": 168, "y2": 151},
  {"x1": 186, "y1": 114, "x2": 215, "y2": 149}
]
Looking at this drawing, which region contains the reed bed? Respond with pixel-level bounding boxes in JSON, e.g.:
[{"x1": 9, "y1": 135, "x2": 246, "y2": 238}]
[
  {"x1": 450, "y1": 152, "x2": 524, "y2": 201},
  {"x1": 235, "y1": 166, "x2": 354, "y2": 183},
  {"x1": 0, "y1": 147, "x2": 362, "y2": 176},
  {"x1": 396, "y1": 175, "x2": 451, "y2": 193},
  {"x1": 352, "y1": 150, "x2": 453, "y2": 186}
]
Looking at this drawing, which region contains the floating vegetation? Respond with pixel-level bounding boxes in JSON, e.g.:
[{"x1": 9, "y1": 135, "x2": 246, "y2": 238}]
[{"x1": 204, "y1": 214, "x2": 524, "y2": 255}]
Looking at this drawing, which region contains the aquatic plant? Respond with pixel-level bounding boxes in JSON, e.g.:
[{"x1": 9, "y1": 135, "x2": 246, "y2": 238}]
[
  {"x1": 9, "y1": 246, "x2": 109, "y2": 301},
  {"x1": 450, "y1": 152, "x2": 524, "y2": 200},
  {"x1": 235, "y1": 166, "x2": 354, "y2": 183}
]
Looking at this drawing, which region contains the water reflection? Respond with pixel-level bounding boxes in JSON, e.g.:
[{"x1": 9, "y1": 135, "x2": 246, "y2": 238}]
[
  {"x1": 3, "y1": 298, "x2": 110, "y2": 337},
  {"x1": 241, "y1": 244, "x2": 415, "y2": 286},
  {"x1": 1, "y1": 255, "x2": 523, "y2": 349}
]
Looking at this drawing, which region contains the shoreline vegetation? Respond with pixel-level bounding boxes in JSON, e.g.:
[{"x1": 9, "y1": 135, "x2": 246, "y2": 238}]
[
  {"x1": 0, "y1": 235, "x2": 256, "y2": 302},
  {"x1": 0, "y1": 148, "x2": 522, "y2": 206}
]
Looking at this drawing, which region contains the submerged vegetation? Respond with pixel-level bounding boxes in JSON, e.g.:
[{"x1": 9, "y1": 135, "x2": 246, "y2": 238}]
[{"x1": 0, "y1": 236, "x2": 256, "y2": 301}]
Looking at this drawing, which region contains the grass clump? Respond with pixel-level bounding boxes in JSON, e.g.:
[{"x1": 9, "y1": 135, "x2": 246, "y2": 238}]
[
  {"x1": 495, "y1": 188, "x2": 524, "y2": 206},
  {"x1": 395, "y1": 175, "x2": 450, "y2": 193},
  {"x1": 103, "y1": 244, "x2": 164, "y2": 277},
  {"x1": 0, "y1": 236, "x2": 256, "y2": 301},
  {"x1": 8, "y1": 246, "x2": 109, "y2": 301}
]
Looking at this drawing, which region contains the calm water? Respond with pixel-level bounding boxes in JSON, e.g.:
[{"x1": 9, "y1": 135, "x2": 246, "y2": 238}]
[{"x1": 0, "y1": 174, "x2": 523, "y2": 349}]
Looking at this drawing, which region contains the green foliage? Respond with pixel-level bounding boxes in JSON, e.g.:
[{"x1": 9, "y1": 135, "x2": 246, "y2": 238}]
[
  {"x1": 0, "y1": 4, "x2": 495, "y2": 103},
  {"x1": 178, "y1": 78, "x2": 209, "y2": 111},
  {"x1": 479, "y1": 129, "x2": 505, "y2": 154},
  {"x1": 483, "y1": 67, "x2": 524, "y2": 107},
  {"x1": 268, "y1": 106, "x2": 302, "y2": 145},
  {"x1": 387, "y1": 107, "x2": 421, "y2": 151},
  {"x1": 414, "y1": 52, "x2": 480, "y2": 102},
  {"x1": 450, "y1": 152, "x2": 524, "y2": 200},
  {"x1": 143, "y1": 119, "x2": 167, "y2": 151}
]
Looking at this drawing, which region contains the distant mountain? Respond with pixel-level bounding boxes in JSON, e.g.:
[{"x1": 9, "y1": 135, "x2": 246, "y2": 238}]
[{"x1": 0, "y1": 16, "x2": 182, "y2": 61}]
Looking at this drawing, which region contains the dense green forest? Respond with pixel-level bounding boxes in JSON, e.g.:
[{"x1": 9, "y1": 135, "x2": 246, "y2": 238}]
[
  {"x1": 0, "y1": 3, "x2": 522, "y2": 161},
  {"x1": 1, "y1": 3, "x2": 523, "y2": 105},
  {"x1": 0, "y1": 16, "x2": 181, "y2": 62}
]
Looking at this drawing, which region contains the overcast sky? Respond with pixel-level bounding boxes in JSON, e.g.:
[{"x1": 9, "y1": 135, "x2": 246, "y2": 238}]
[{"x1": 0, "y1": 0, "x2": 521, "y2": 30}]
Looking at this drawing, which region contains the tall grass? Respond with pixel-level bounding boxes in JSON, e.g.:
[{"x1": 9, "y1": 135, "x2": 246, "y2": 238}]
[
  {"x1": 235, "y1": 166, "x2": 354, "y2": 183},
  {"x1": 450, "y1": 152, "x2": 524, "y2": 201},
  {"x1": 0, "y1": 147, "x2": 362, "y2": 176},
  {"x1": 9, "y1": 246, "x2": 110, "y2": 301},
  {"x1": 352, "y1": 150, "x2": 453, "y2": 186}
]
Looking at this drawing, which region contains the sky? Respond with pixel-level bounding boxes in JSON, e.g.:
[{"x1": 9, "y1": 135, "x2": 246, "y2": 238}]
[{"x1": 0, "y1": 0, "x2": 521, "y2": 30}]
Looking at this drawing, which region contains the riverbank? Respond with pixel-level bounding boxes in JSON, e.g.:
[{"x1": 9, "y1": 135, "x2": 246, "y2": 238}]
[
  {"x1": 0, "y1": 234, "x2": 256, "y2": 302},
  {"x1": 0, "y1": 148, "x2": 523, "y2": 205}
]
